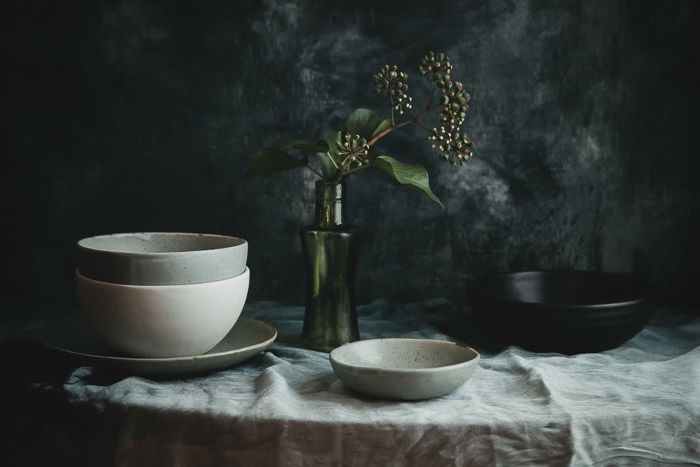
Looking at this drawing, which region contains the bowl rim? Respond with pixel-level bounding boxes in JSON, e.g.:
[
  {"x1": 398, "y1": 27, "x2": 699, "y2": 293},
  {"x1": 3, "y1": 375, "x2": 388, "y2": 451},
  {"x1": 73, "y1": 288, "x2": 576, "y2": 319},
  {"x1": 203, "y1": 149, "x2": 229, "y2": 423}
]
[
  {"x1": 470, "y1": 269, "x2": 656, "y2": 309},
  {"x1": 76, "y1": 266, "x2": 249, "y2": 289},
  {"x1": 329, "y1": 338, "x2": 480, "y2": 374},
  {"x1": 77, "y1": 232, "x2": 247, "y2": 256}
]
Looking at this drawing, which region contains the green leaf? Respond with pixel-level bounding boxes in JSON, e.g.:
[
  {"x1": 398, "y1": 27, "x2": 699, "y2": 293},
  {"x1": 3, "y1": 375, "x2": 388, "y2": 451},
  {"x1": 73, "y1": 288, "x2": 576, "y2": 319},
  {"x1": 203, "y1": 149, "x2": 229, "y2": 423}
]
[
  {"x1": 345, "y1": 108, "x2": 383, "y2": 139},
  {"x1": 281, "y1": 138, "x2": 334, "y2": 179},
  {"x1": 281, "y1": 140, "x2": 329, "y2": 153},
  {"x1": 322, "y1": 131, "x2": 342, "y2": 154},
  {"x1": 373, "y1": 155, "x2": 444, "y2": 208},
  {"x1": 242, "y1": 148, "x2": 307, "y2": 180},
  {"x1": 310, "y1": 131, "x2": 342, "y2": 180},
  {"x1": 370, "y1": 119, "x2": 392, "y2": 138},
  {"x1": 313, "y1": 152, "x2": 337, "y2": 179}
]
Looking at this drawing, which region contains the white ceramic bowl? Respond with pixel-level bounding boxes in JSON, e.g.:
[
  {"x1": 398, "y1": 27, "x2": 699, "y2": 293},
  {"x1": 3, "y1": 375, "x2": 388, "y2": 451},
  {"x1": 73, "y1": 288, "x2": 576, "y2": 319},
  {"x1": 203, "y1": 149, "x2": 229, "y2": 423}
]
[
  {"x1": 78, "y1": 232, "x2": 248, "y2": 286},
  {"x1": 330, "y1": 338, "x2": 480, "y2": 400},
  {"x1": 76, "y1": 267, "x2": 250, "y2": 358}
]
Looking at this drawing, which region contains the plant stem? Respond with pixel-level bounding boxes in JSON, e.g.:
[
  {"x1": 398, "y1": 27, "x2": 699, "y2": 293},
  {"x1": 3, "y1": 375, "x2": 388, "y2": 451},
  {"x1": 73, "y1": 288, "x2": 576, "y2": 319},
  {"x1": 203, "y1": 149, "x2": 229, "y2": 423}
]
[
  {"x1": 367, "y1": 103, "x2": 441, "y2": 147},
  {"x1": 389, "y1": 94, "x2": 395, "y2": 127},
  {"x1": 414, "y1": 119, "x2": 434, "y2": 133},
  {"x1": 306, "y1": 165, "x2": 322, "y2": 178},
  {"x1": 334, "y1": 163, "x2": 371, "y2": 183},
  {"x1": 343, "y1": 164, "x2": 371, "y2": 176},
  {"x1": 426, "y1": 73, "x2": 434, "y2": 108},
  {"x1": 326, "y1": 152, "x2": 339, "y2": 169}
]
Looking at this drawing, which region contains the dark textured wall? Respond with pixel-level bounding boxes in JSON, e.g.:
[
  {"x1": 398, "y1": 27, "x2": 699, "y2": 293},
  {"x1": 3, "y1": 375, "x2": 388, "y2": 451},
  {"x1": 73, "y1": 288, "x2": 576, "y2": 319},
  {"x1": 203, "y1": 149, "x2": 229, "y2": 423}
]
[{"x1": 5, "y1": 0, "x2": 699, "y2": 311}]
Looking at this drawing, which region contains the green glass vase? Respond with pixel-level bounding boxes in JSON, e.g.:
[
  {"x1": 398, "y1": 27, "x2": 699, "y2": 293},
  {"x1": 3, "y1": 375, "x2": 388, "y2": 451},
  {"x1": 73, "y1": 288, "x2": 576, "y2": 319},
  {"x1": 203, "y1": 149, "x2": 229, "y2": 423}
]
[{"x1": 300, "y1": 181, "x2": 361, "y2": 352}]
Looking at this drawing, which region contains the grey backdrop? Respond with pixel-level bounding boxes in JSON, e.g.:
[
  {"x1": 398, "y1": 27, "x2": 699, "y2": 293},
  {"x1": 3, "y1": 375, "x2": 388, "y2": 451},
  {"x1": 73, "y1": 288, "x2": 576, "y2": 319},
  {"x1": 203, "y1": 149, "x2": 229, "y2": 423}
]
[{"x1": 5, "y1": 0, "x2": 699, "y2": 312}]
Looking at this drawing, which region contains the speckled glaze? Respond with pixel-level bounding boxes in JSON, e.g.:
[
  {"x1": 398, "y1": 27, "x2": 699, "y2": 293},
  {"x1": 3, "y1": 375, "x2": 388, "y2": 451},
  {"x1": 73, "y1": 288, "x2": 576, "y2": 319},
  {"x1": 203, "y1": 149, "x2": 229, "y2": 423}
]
[
  {"x1": 76, "y1": 267, "x2": 250, "y2": 358},
  {"x1": 41, "y1": 316, "x2": 276, "y2": 376},
  {"x1": 78, "y1": 232, "x2": 248, "y2": 286},
  {"x1": 330, "y1": 338, "x2": 480, "y2": 400}
]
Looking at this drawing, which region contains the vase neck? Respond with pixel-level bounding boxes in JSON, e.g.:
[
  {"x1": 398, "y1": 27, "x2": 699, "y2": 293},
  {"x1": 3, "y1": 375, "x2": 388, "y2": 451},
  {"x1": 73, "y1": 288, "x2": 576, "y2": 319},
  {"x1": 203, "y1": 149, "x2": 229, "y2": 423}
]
[{"x1": 314, "y1": 181, "x2": 345, "y2": 228}]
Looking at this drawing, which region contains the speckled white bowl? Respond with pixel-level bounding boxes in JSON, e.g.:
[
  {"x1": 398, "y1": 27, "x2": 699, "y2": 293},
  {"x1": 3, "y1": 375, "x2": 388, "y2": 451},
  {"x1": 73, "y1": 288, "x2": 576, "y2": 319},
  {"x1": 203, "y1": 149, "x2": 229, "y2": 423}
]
[
  {"x1": 330, "y1": 338, "x2": 480, "y2": 400},
  {"x1": 76, "y1": 267, "x2": 250, "y2": 358},
  {"x1": 78, "y1": 232, "x2": 248, "y2": 286}
]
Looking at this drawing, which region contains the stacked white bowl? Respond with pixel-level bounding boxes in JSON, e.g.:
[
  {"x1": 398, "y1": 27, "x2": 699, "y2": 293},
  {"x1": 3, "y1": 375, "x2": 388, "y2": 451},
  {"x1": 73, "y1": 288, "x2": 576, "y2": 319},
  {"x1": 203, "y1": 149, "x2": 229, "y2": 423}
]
[{"x1": 76, "y1": 232, "x2": 249, "y2": 358}]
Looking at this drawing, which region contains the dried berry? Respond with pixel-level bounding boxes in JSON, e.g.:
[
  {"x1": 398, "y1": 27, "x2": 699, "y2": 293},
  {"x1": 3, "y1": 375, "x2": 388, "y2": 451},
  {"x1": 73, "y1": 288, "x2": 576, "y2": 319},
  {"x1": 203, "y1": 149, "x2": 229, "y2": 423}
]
[
  {"x1": 336, "y1": 133, "x2": 370, "y2": 171},
  {"x1": 372, "y1": 65, "x2": 413, "y2": 116}
]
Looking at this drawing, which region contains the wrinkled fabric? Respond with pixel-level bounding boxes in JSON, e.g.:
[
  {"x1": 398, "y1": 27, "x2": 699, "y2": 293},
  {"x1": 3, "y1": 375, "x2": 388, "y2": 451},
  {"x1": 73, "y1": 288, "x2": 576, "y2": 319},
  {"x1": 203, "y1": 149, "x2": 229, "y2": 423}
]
[{"x1": 21, "y1": 300, "x2": 700, "y2": 466}]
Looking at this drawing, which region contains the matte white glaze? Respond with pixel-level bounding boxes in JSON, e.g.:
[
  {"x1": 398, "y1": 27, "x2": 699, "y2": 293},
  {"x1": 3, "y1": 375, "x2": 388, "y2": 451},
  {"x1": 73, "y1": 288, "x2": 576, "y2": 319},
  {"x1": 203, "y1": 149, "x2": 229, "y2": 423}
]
[{"x1": 76, "y1": 267, "x2": 250, "y2": 358}]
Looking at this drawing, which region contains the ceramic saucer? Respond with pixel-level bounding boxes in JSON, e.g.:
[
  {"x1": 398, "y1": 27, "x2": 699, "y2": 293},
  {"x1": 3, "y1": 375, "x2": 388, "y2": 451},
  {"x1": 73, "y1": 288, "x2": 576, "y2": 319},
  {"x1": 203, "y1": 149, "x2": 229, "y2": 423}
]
[{"x1": 41, "y1": 316, "x2": 277, "y2": 377}]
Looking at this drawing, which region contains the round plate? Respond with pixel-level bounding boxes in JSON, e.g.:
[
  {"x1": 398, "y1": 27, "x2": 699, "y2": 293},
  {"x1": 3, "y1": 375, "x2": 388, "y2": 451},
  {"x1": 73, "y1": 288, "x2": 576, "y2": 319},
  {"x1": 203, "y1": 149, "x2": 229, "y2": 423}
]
[{"x1": 40, "y1": 316, "x2": 277, "y2": 377}]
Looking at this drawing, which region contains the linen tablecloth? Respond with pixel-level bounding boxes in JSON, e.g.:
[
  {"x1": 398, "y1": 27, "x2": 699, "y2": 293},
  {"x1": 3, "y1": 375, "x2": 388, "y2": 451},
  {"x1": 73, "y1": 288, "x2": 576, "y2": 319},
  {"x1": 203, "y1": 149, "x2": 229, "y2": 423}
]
[{"x1": 4, "y1": 299, "x2": 700, "y2": 466}]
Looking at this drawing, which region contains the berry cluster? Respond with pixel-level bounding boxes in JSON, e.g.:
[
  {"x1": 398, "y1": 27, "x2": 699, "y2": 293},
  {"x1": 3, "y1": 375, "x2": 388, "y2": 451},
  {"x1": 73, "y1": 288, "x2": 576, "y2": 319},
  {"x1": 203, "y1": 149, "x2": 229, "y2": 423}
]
[
  {"x1": 372, "y1": 65, "x2": 413, "y2": 116},
  {"x1": 419, "y1": 51, "x2": 474, "y2": 166},
  {"x1": 437, "y1": 80, "x2": 470, "y2": 128},
  {"x1": 418, "y1": 51, "x2": 453, "y2": 76},
  {"x1": 428, "y1": 128, "x2": 474, "y2": 166},
  {"x1": 336, "y1": 133, "x2": 370, "y2": 171}
]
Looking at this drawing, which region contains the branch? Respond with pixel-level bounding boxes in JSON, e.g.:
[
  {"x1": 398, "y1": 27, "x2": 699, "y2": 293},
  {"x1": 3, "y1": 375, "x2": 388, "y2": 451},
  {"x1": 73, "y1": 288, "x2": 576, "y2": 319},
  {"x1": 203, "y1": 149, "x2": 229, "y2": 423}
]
[
  {"x1": 367, "y1": 104, "x2": 441, "y2": 147},
  {"x1": 344, "y1": 164, "x2": 371, "y2": 176},
  {"x1": 389, "y1": 94, "x2": 395, "y2": 127},
  {"x1": 306, "y1": 165, "x2": 322, "y2": 178},
  {"x1": 426, "y1": 73, "x2": 434, "y2": 108},
  {"x1": 334, "y1": 163, "x2": 372, "y2": 183},
  {"x1": 414, "y1": 119, "x2": 434, "y2": 133},
  {"x1": 326, "y1": 152, "x2": 339, "y2": 169}
]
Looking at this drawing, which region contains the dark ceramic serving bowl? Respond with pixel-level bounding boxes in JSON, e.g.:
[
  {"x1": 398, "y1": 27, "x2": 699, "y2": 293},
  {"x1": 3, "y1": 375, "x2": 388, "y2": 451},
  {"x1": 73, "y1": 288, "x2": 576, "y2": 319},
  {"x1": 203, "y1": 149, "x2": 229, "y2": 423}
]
[{"x1": 469, "y1": 270, "x2": 656, "y2": 354}]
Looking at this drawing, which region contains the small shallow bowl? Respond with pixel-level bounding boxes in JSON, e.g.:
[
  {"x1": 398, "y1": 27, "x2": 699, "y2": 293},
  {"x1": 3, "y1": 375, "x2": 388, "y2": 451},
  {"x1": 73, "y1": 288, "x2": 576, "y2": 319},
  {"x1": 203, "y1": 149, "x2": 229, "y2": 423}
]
[
  {"x1": 330, "y1": 338, "x2": 480, "y2": 400},
  {"x1": 78, "y1": 232, "x2": 248, "y2": 286},
  {"x1": 76, "y1": 267, "x2": 250, "y2": 358},
  {"x1": 469, "y1": 269, "x2": 656, "y2": 353}
]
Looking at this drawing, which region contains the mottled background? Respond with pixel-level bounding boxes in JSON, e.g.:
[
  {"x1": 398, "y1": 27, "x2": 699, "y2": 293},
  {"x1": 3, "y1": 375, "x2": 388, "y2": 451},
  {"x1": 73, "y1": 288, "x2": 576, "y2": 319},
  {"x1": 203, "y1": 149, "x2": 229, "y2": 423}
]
[{"x1": 5, "y1": 0, "x2": 699, "y2": 313}]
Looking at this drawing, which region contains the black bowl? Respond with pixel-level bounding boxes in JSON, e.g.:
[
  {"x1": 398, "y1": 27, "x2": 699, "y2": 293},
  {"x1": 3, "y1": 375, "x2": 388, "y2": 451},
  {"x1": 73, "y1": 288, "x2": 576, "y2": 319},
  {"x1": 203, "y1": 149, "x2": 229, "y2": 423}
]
[{"x1": 469, "y1": 270, "x2": 656, "y2": 353}]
